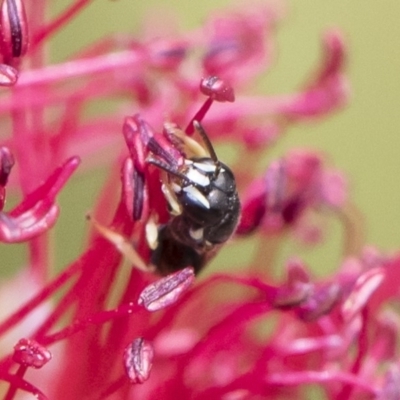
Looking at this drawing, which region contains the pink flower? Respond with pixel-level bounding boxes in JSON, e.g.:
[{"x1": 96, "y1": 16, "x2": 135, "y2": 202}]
[{"x1": 0, "y1": 2, "x2": 397, "y2": 400}]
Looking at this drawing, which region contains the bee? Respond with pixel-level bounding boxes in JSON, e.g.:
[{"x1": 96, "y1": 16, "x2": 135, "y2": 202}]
[
  {"x1": 92, "y1": 117, "x2": 240, "y2": 276},
  {"x1": 146, "y1": 121, "x2": 240, "y2": 275}
]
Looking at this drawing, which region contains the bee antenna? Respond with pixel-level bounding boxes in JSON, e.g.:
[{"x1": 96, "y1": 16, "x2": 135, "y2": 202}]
[
  {"x1": 193, "y1": 121, "x2": 221, "y2": 174},
  {"x1": 147, "y1": 157, "x2": 190, "y2": 182}
]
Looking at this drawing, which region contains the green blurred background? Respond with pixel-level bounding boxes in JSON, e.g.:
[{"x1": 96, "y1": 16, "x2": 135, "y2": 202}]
[{"x1": 2, "y1": 0, "x2": 400, "y2": 276}]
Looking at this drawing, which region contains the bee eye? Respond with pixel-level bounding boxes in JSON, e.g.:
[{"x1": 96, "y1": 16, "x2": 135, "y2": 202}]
[{"x1": 213, "y1": 166, "x2": 236, "y2": 194}]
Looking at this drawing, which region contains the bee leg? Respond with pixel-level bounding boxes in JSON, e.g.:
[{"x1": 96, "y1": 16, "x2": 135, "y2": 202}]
[
  {"x1": 163, "y1": 122, "x2": 208, "y2": 159},
  {"x1": 160, "y1": 174, "x2": 182, "y2": 216},
  {"x1": 88, "y1": 215, "x2": 155, "y2": 273}
]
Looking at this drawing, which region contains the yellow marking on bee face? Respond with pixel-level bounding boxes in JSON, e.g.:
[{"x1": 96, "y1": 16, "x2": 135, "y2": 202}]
[
  {"x1": 189, "y1": 227, "x2": 204, "y2": 241},
  {"x1": 193, "y1": 162, "x2": 216, "y2": 173},
  {"x1": 186, "y1": 167, "x2": 210, "y2": 186},
  {"x1": 183, "y1": 185, "x2": 210, "y2": 209},
  {"x1": 161, "y1": 183, "x2": 182, "y2": 216},
  {"x1": 145, "y1": 216, "x2": 159, "y2": 250}
]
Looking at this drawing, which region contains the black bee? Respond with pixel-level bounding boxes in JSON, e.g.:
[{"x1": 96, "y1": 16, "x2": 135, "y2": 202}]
[
  {"x1": 94, "y1": 118, "x2": 240, "y2": 276},
  {"x1": 147, "y1": 121, "x2": 240, "y2": 275}
]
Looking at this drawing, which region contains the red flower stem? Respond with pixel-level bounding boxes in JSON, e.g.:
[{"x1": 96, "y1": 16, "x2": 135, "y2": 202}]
[
  {"x1": 97, "y1": 376, "x2": 126, "y2": 400},
  {"x1": 26, "y1": 58, "x2": 54, "y2": 279},
  {"x1": 47, "y1": 207, "x2": 132, "y2": 397},
  {"x1": 99, "y1": 270, "x2": 152, "y2": 379},
  {"x1": 30, "y1": 234, "x2": 50, "y2": 282},
  {"x1": 39, "y1": 197, "x2": 136, "y2": 345},
  {"x1": 27, "y1": 0, "x2": 47, "y2": 57},
  {"x1": 90, "y1": 159, "x2": 124, "y2": 232},
  {"x1": 51, "y1": 101, "x2": 81, "y2": 163},
  {"x1": 173, "y1": 301, "x2": 272, "y2": 381},
  {"x1": 10, "y1": 157, "x2": 80, "y2": 216},
  {"x1": 0, "y1": 372, "x2": 48, "y2": 400},
  {"x1": 0, "y1": 53, "x2": 146, "y2": 116},
  {"x1": 144, "y1": 274, "x2": 274, "y2": 339},
  {"x1": 9, "y1": 89, "x2": 50, "y2": 276},
  {"x1": 185, "y1": 86, "x2": 344, "y2": 122},
  {"x1": 39, "y1": 302, "x2": 141, "y2": 345},
  {"x1": 0, "y1": 258, "x2": 82, "y2": 338},
  {"x1": 83, "y1": 208, "x2": 139, "y2": 376},
  {"x1": 32, "y1": 0, "x2": 93, "y2": 48},
  {"x1": 0, "y1": 373, "x2": 48, "y2": 400},
  {"x1": 196, "y1": 360, "x2": 272, "y2": 400},
  {"x1": 278, "y1": 334, "x2": 342, "y2": 355},
  {"x1": 337, "y1": 307, "x2": 370, "y2": 400},
  {"x1": 3, "y1": 365, "x2": 27, "y2": 400},
  {"x1": 0, "y1": 89, "x2": 335, "y2": 125},
  {"x1": 0, "y1": 76, "x2": 129, "y2": 115},
  {"x1": 158, "y1": 301, "x2": 273, "y2": 397},
  {"x1": 202, "y1": 274, "x2": 279, "y2": 301},
  {"x1": 10, "y1": 107, "x2": 32, "y2": 194},
  {"x1": 33, "y1": 279, "x2": 82, "y2": 341},
  {"x1": 17, "y1": 50, "x2": 143, "y2": 87},
  {"x1": 266, "y1": 370, "x2": 377, "y2": 396},
  {"x1": 185, "y1": 97, "x2": 213, "y2": 135},
  {"x1": 31, "y1": 221, "x2": 127, "y2": 341},
  {"x1": 97, "y1": 191, "x2": 153, "y2": 357}
]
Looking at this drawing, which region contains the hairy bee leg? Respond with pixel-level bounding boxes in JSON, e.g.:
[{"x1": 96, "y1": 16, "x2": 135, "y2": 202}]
[
  {"x1": 164, "y1": 123, "x2": 208, "y2": 158},
  {"x1": 88, "y1": 215, "x2": 155, "y2": 273},
  {"x1": 161, "y1": 179, "x2": 182, "y2": 216}
]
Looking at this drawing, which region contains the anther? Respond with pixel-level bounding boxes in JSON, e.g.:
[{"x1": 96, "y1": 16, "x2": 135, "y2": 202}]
[{"x1": 0, "y1": 0, "x2": 28, "y2": 60}]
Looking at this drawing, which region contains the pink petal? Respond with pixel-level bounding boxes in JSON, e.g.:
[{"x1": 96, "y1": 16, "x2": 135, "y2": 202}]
[
  {"x1": 0, "y1": 204, "x2": 60, "y2": 243},
  {"x1": 342, "y1": 267, "x2": 385, "y2": 321},
  {"x1": 0, "y1": 64, "x2": 18, "y2": 86}
]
